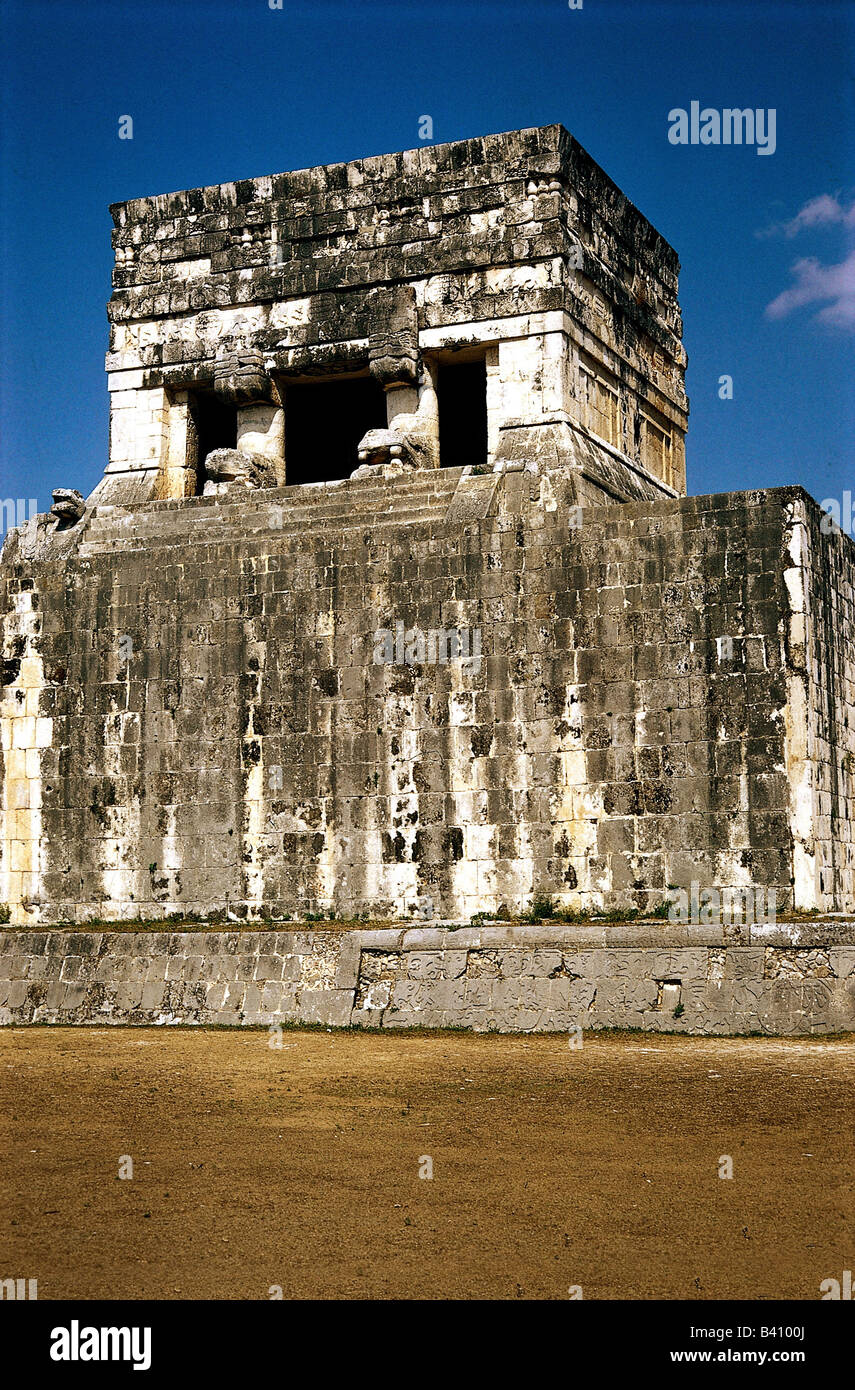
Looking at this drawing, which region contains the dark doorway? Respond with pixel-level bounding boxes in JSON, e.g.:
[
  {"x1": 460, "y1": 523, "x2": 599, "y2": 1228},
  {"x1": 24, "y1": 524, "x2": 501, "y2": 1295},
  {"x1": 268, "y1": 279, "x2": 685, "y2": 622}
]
[
  {"x1": 284, "y1": 377, "x2": 387, "y2": 485},
  {"x1": 437, "y1": 358, "x2": 488, "y2": 469},
  {"x1": 191, "y1": 392, "x2": 237, "y2": 493}
]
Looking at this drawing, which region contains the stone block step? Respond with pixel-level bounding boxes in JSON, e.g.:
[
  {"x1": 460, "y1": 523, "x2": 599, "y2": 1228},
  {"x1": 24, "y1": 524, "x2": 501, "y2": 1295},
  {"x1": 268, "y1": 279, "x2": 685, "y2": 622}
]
[
  {"x1": 90, "y1": 469, "x2": 463, "y2": 524},
  {"x1": 82, "y1": 475, "x2": 463, "y2": 543},
  {"x1": 77, "y1": 501, "x2": 455, "y2": 556}
]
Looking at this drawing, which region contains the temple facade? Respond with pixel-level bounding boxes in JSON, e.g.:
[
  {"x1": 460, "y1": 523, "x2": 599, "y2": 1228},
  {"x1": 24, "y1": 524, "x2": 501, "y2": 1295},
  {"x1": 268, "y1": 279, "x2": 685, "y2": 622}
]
[{"x1": 98, "y1": 124, "x2": 686, "y2": 507}]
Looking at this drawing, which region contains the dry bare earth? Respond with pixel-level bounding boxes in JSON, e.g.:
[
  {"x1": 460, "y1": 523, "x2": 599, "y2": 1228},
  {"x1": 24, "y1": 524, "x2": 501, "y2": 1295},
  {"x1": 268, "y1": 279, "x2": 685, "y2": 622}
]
[{"x1": 0, "y1": 1029, "x2": 852, "y2": 1300}]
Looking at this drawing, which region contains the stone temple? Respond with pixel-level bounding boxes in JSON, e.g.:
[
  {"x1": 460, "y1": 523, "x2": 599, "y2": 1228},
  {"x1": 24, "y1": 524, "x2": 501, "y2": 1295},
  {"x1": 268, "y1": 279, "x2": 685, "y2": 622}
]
[{"x1": 2, "y1": 124, "x2": 854, "y2": 929}]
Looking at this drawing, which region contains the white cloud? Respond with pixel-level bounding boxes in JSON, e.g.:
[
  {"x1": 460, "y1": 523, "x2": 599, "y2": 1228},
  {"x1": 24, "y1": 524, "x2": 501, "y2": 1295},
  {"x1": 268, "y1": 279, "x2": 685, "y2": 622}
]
[
  {"x1": 760, "y1": 193, "x2": 855, "y2": 330},
  {"x1": 783, "y1": 194, "x2": 855, "y2": 238},
  {"x1": 758, "y1": 193, "x2": 855, "y2": 239},
  {"x1": 765, "y1": 249, "x2": 855, "y2": 329}
]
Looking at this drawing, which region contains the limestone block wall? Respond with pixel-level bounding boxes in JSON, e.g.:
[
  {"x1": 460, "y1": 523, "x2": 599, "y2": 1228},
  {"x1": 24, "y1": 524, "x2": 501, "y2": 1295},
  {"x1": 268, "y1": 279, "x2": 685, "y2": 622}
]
[
  {"x1": 108, "y1": 382, "x2": 168, "y2": 479},
  {"x1": 1, "y1": 924, "x2": 853, "y2": 1036},
  {"x1": 782, "y1": 494, "x2": 855, "y2": 911},
  {"x1": 99, "y1": 125, "x2": 687, "y2": 505},
  {"x1": 3, "y1": 471, "x2": 855, "y2": 925}
]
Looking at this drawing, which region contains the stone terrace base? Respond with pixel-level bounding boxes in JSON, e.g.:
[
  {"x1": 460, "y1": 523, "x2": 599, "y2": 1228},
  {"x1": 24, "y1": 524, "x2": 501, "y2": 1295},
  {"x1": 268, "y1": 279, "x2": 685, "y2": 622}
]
[{"x1": 1, "y1": 924, "x2": 854, "y2": 1035}]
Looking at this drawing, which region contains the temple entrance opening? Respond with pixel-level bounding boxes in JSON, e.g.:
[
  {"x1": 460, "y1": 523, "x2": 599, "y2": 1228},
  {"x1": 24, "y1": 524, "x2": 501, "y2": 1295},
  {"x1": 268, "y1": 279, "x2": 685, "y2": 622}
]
[
  {"x1": 190, "y1": 392, "x2": 237, "y2": 493},
  {"x1": 284, "y1": 376, "x2": 386, "y2": 485},
  {"x1": 437, "y1": 355, "x2": 489, "y2": 470}
]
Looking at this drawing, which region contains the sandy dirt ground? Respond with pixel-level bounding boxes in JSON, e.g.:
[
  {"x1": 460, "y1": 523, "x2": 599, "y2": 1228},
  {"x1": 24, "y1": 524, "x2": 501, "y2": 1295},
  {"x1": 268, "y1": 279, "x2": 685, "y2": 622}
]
[{"x1": 0, "y1": 1028, "x2": 852, "y2": 1300}]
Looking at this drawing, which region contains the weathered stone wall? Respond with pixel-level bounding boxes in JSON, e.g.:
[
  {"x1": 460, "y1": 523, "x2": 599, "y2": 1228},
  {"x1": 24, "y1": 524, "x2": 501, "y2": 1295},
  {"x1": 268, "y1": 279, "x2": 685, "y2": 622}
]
[
  {"x1": 1, "y1": 924, "x2": 853, "y2": 1036},
  {"x1": 108, "y1": 124, "x2": 679, "y2": 333},
  {"x1": 4, "y1": 471, "x2": 855, "y2": 925},
  {"x1": 783, "y1": 495, "x2": 855, "y2": 911}
]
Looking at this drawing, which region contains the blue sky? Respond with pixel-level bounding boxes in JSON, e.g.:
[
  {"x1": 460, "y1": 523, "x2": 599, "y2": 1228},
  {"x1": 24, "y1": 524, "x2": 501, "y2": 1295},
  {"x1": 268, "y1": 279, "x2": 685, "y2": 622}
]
[{"x1": 1, "y1": 0, "x2": 852, "y2": 516}]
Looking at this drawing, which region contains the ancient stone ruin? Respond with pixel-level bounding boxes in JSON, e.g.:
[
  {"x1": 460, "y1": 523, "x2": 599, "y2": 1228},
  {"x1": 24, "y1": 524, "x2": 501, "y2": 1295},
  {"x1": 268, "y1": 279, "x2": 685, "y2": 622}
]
[{"x1": 2, "y1": 124, "x2": 855, "y2": 938}]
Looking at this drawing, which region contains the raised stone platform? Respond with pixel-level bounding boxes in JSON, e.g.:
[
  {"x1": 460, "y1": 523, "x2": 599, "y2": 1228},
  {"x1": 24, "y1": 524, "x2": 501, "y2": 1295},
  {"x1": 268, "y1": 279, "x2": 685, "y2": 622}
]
[
  {"x1": 5, "y1": 479, "x2": 855, "y2": 925},
  {"x1": 1, "y1": 923, "x2": 853, "y2": 1036}
]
